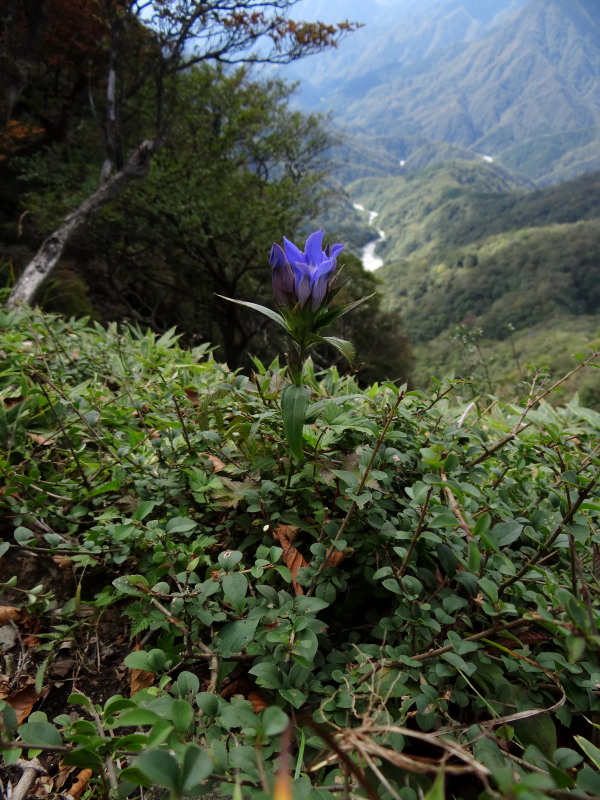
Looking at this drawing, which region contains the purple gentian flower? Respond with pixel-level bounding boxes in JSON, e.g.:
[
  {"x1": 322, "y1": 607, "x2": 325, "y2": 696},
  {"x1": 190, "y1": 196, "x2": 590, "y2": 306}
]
[
  {"x1": 270, "y1": 230, "x2": 344, "y2": 310},
  {"x1": 270, "y1": 242, "x2": 296, "y2": 307}
]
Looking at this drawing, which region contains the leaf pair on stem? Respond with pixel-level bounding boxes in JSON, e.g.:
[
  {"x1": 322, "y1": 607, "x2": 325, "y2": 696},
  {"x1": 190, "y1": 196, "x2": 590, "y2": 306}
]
[{"x1": 219, "y1": 230, "x2": 373, "y2": 459}]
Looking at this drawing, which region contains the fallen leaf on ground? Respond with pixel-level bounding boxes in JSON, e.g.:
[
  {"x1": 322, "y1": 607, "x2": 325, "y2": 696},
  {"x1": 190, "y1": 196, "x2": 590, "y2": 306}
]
[
  {"x1": 48, "y1": 657, "x2": 76, "y2": 678},
  {"x1": 3, "y1": 395, "x2": 23, "y2": 409},
  {"x1": 54, "y1": 764, "x2": 75, "y2": 792},
  {"x1": 274, "y1": 524, "x2": 299, "y2": 543},
  {"x1": 205, "y1": 454, "x2": 225, "y2": 472},
  {"x1": 52, "y1": 555, "x2": 72, "y2": 570},
  {"x1": 26, "y1": 432, "x2": 54, "y2": 446},
  {"x1": 325, "y1": 551, "x2": 346, "y2": 567},
  {"x1": 6, "y1": 683, "x2": 48, "y2": 724},
  {"x1": 221, "y1": 676, "x2": 251, "y2": 700},
  {"x1": 67, "y1": 769, "x2": 93, "y2": 799},
  {"x1": 272, "y1": 525, "x2": 308, "y2": 596},
  {"x1": 221, "y1": 675, "x2": 268, "y2": 711},
  {"x1": 0, "y1": 606, "x2": 21, "y2": 624},
  {"x1": 130, "y1": 668, "x2": 155, "y2": 696},
  {"x1": 248, "y1": 691, "x2": 269, "y2": 712},
  {"x1": 0, "y1": 624, "x2": 18, "y2": 651}
]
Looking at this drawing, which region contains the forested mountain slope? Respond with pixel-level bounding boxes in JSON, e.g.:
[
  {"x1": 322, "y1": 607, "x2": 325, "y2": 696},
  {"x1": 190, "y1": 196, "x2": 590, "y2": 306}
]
[
  {"x1": 286, "y1": 0, "x2": 600, "y2": 185},
  {"x1": 348, "y1": 161, "x2": 600, "y2": 404}
]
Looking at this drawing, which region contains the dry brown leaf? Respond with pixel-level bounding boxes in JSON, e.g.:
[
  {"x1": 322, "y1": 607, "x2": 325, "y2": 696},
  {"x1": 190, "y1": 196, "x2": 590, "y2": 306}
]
[
  {"x1": 129, "y1": 640, "x2": 156, "y2": 696},
  {"x1": 205, "y1": 454, "x2": 225, "y2": 472},
  {"x1": 68, "y1": 769, "x2": 93, "y2": 799},
  {"x1": 0, "y1": 606, "x2": 21, "y2": 624},
  {"x1": 220, "y1": 675, "x2": 268, "y2": 711},
  {"x1": 130, "y1": 668, "x2": 155, "y2": 696},
  {"x1": 54, "y1": 764, "x2": 75, "y2": 791},
  {"x1": 221, "y1": 676, "x2": 250, "y2": 700},
  {"x1": 184, "y1": 388, "x2": 199, "y2": 405},
  {"x1": 324, "y1": 551, "x2": 346, "y2": 568},
  {"x1": 273, "y1": 526, "x2": 308, "y2": 596},
  {"x1": 6, "y1": 682, "x2": 48, "y2": 724},
  {"x1": 52, "y1": 555, "x2": 72, "y2": 570},
  {"x1": 274, "y1": 524, "x2": 299, "y2": 543},
  {"x1": 3, "y1": 395, "x2": 23, "y2": 409},
  {"x1": 26, "y1": 432, "x2": 54, "y2": 446},
  {"x1": 248, "y1": 690, "x2": 269, "y2": 712},
  {"x1": 35, "y1": 774, "x2": 54, "y2": 798},
  {"x1": 48, "y1": 658, "x2": 76, "y2": 678}
]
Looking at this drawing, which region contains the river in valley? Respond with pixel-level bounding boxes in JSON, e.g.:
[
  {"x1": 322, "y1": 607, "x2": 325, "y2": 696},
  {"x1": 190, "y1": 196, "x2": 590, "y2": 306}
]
[{"x1": 353, "y1": 203, "x2": 386, "y2": 271}]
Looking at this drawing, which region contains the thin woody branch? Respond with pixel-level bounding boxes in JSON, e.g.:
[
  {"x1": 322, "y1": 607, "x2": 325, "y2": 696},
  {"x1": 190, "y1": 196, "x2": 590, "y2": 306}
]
[{"x1": 6, "y1": 140, "x2": 155, "y2": 308}]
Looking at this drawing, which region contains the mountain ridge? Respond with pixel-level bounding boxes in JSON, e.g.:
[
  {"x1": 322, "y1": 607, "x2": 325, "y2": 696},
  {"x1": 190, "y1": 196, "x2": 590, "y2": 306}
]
[
  {"x1": 341, "y1": 160, "x2": 600, "y2": 403},
  {"x1": 284, "y1": 0, "x2": 600, "y2": 185}
]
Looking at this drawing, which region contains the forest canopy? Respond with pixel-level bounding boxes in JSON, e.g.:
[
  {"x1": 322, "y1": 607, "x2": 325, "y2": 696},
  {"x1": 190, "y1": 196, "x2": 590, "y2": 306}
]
[{"x1": 0, "y1": 0, "x2": 413, "y2": 383}]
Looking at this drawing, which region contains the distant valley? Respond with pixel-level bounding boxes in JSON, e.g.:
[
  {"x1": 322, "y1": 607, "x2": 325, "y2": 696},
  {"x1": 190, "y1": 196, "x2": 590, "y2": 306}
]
[
  {"x1": 335, "y1": 161, "x2": 600, "y2": 404},
  {"x1": 284, "y1": 0, "x2": 600, "y2": 186},
  {"x1": 281, "y1": 0, "x2": 600, "y2": 403}
]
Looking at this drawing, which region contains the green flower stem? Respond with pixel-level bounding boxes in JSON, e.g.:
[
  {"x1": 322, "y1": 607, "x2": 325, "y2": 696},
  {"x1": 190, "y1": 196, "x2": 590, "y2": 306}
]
[{"x1": 286, "y1": 342, "x2": 306, "y2": 386}]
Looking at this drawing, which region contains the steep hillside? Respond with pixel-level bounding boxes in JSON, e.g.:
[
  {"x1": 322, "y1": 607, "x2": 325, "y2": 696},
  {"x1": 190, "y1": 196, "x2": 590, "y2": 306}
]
[
  {"x1": 347, "y1": 162, "x2": 600, "y2": 403},
  {"x1": 347, "y1": 159, "x2": 533, "y2": 262},
  {"x1": 382, "y1": 220, "x2": 600, "y2": 343},
  {"x1": 284, "y1": 0, "x2": 600, "y2": 185}
]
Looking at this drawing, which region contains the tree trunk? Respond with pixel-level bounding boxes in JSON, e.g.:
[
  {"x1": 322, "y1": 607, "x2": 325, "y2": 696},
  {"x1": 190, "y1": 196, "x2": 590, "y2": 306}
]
[{"x1": 5, "y1": 140, "x2": 155, "y2": 309}]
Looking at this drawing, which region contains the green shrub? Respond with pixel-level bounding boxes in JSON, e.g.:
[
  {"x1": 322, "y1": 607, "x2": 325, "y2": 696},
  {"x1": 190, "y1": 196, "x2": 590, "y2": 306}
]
[{"x1": 1, "y1": 307, "x2": 599, "y2": 799}]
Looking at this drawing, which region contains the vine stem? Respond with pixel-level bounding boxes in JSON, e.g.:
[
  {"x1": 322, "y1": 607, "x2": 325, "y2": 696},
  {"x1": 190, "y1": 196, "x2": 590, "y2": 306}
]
[
  {"x1": 467, "y1": 350, "x2": 599, "y2": 468},
  {"x1": 306, "y1": 389, "x2": 405, "y2": 597},
  {"x1": 440, "y1": 471, "x2": 473, "y2": 539},
  {"x1": 354, "y1": 615, "x2": 541, "y2": 688},
  {"x1": 499, "y1": 475, "x2": 598, "y2": 594},
  {"x1": 397, "y1": 487, "x2": 433, "y2": 579}
]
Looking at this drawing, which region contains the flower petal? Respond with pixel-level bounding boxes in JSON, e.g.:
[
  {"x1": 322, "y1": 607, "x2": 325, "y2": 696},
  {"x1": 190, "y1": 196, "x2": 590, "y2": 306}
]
[
  {"x1": 311, "y1": 257, "x2": 336, "y2": 284},
  {"x1": 270, "y1": 242, "x2": 288, "y2": 269},
  {"x1": 309, "y1": 258, "x2": 337, "y2": 309},
  {"x1": 330, "y1": 243, "x2": 344, "y2": 259},
  {"x1": 310, "y1": 272, "x2": 330, "y2": 309},
  {"x1": 271, "y1": 243, "x2": 296, "y2": 306},
  {"x1": 304, "y1": 230, "x2": 324, "y2": 266},
  {"x1": 291, "y1": 261, "x2": 312, "y2": 306},
  {"x1": 283, "y1": 237, "x2": 305, "y2": 267}
]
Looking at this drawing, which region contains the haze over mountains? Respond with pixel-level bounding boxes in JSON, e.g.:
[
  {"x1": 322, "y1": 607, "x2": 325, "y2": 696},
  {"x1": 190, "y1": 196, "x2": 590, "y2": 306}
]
[
  {"x1": 274, "y1": 0, "x2": 600, "y2": 402},
  {"x1": 283, "y1": 0, "x2": 600, "y2": 185}
]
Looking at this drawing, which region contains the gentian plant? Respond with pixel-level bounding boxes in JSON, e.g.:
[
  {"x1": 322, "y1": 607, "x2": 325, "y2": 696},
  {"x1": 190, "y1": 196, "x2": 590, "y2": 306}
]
[{"x1": 219, "y1": 230, "x2": 372, "y2": 459}]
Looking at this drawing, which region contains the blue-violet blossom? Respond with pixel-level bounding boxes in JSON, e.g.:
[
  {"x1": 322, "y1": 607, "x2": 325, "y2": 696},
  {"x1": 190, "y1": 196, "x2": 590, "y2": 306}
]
[{"x1": 270, "y1": 230, "x2": 344, "y2": 310}]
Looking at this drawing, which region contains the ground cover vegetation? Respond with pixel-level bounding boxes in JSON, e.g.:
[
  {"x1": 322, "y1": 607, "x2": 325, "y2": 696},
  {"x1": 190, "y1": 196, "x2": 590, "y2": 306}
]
[{"x1": 1, "y1": 306, "x2": 600, "y2": 799}]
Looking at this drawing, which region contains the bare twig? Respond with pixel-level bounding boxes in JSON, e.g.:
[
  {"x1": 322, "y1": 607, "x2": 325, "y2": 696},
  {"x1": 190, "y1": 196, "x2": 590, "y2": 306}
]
[
  {"x1": 499, "y1": 476, "x2": 598, "y2": 594},
  {"x1": 8, "y1": 758, "x2": 45, "y2": 800},
  {"x1": 354, "y1": 615, "x2": 540, "y2": 688},
  {"x1": 196, "y1": 641, "x2": 220, "y2": 694},
  {"x1": 397, "y1": 487, "x2": 433, "y2": 579},
  {"x1": 440, "y1": 472, "x2": 473, "y2": 539},
  {"x1": 467, "y1": 352, "x2": 599, "y2": 468}
]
